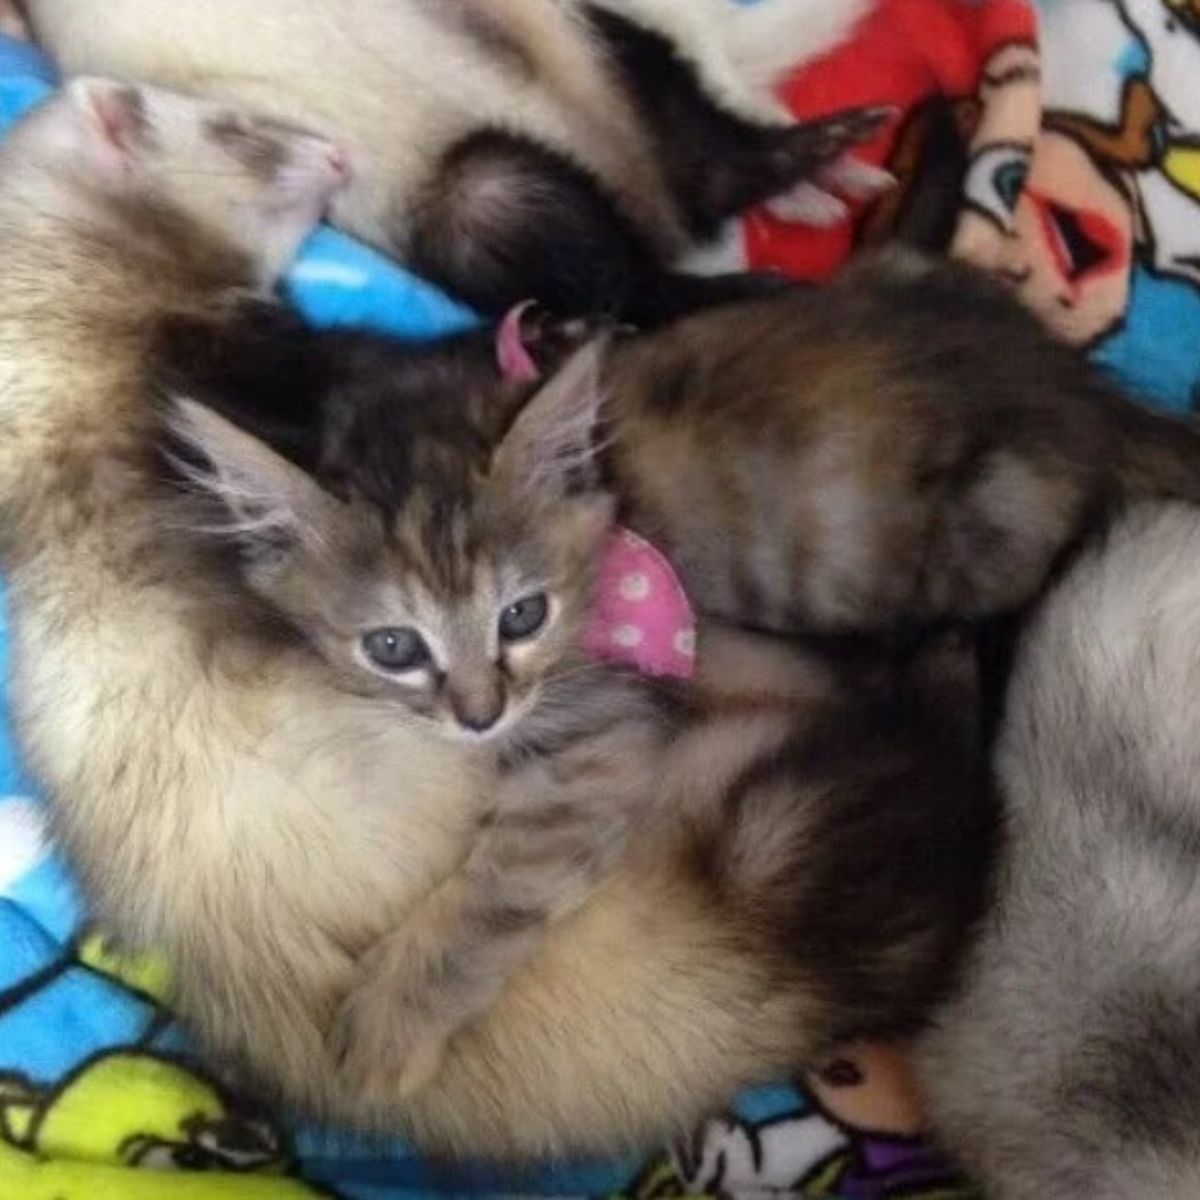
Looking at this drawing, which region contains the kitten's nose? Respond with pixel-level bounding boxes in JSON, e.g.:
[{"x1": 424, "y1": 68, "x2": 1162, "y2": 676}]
[
  {"x1": 457, "y1": 710, "x2": 501, "y2": 734},
  {"x1": 447, "y1": 682, "x2": 505, "y2": 735}
]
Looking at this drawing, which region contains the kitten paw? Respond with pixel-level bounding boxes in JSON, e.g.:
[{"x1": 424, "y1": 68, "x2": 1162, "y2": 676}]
[{"x1": 328, "y1": 974, "x2": 454, "y2": 1102}]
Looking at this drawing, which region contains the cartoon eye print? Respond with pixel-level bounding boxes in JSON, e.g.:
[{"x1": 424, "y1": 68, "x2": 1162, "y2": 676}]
[{"x1": 963, "y1": 142, "x2": 1032, "y2": 231}]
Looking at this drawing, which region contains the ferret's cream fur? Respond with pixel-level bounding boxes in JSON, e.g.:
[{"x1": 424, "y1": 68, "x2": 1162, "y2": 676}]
[{"x1": 0, "y1": 79, "x2": 818, "y2": 1159}]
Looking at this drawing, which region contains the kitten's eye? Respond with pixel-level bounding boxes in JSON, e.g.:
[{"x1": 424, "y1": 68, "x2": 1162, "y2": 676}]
[
  {"x1": 362, "y1": 627, "x2": 430, "y2": 672},
  {"x1": 499, "y1": 593, "x2": 549, "y2": 642}
]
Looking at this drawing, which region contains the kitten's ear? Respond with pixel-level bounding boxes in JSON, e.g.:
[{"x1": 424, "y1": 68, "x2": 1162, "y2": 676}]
[
  {"x1": 67, "y1": 77, "x2": 147, "y2": 179},
  {"x1": 166, "y1": 396, "x2": 333, "y2": 552},
  {"x1": 491, "y1": 337, "x2": 608, "y2": 497},
  {"x1": 495, "y1": 302, "x2": 604, "y2": 384}
]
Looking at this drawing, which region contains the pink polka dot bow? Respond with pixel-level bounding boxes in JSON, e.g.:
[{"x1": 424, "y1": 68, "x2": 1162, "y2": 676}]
[{"x1": 582, "y1": 527, "x2": 696, "y2": 680}]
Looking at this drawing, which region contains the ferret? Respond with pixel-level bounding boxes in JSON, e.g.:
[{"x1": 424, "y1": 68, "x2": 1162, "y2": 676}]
[
  {"x1": 22, "y1": 0, "x2": 885, "y2": 323},
  {"x1": 0, "y1": 73, "x2": 987, "y2": 1161},
  {"x1": 915, "y1": 502, "x2": 1200, "y2": 1199},
  {"x1": 601, "y1": 249, "x2": 1200, "y2": 635}
]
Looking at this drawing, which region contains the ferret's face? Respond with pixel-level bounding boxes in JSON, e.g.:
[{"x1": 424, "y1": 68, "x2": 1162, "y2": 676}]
[{"x1": 66, "y1": 78, "x2": 348, "y2": 284}]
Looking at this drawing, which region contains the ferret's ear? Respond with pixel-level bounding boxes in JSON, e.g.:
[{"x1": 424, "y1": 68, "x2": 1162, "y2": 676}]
[
  {"x1": 491, "y1": 337, "x2": 609, "y2": 499},
  {"x1": 166, "y1": 396, "x2": 334, "y2": 562},
  {"x1": 66, "y1": 77, "x2": 147, "y2": 179}
]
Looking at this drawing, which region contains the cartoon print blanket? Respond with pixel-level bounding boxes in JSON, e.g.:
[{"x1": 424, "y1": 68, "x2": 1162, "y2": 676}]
[{"x1": 2, "y1": 0, "x2": 1199, "y2": 1195}]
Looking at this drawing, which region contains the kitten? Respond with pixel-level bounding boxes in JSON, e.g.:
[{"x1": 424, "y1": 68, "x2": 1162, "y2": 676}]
[
  {"x1": 915, "y1": 501, "x2": 1200, "y2": 1199},
  {"x1": 163, "y1": 323, "x2": 994, "y2": 1111},
  {"x1": 25, "y1": 0, "x2": 886, "y2": 323},
  {"x1": 166, "y1": 340, "x2": 679, "y2": 1098}
]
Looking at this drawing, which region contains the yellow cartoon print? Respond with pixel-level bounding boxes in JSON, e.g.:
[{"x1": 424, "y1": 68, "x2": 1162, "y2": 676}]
[
  {"x1": 0, "y1": 1051, "x2": 328, "y2": 1198},
  {"x1": 77, "y1": 929, "x2": 173, "y2": 1003}
]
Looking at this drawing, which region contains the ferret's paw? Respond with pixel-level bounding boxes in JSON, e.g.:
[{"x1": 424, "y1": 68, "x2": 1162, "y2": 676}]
[
  {"x1": 765, "y1": 156, "x2": 896, "y2": 227},
  {"x1": 820, "y1": 155, "x2": 896, "y2": 201},
  {"x1": 767, "y1": 182, "x2": 849, "y2": 227},
  {"x1": 763, "y1": 105, "x2": 896, "y2": 225},
  {"x1": 803, "y1": 105, "x2": 896, "y2": 163}
]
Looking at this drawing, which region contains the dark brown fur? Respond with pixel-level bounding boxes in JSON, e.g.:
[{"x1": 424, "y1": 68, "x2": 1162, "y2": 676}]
[{"x1": 679, "y1": 624, "x2": 990, "y2": 1040}]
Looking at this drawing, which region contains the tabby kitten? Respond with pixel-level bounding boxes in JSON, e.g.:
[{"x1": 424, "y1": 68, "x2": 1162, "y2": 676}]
[
  {"x1": 164, "y1": 323, "x2": 992, "y2": 1105},
  {"x1": 169, "y1": 339, "x2": 677, "y2": 1095}
]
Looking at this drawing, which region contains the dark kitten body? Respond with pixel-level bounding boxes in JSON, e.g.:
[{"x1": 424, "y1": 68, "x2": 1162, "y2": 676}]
[
  {"x1": 160, "y1": 315, "x2": 993, "y2": 1118},
  {"x1": 603, "y1": 250, "x2": 1200, "y2": 634}
]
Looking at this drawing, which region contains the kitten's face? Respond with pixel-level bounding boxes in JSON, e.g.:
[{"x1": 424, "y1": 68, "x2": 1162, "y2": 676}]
[
  {"x1": 264, "y1": 486, "x2": 610, "y2": 742},
  {"x1": 171, "y1": 339, "x2": 613, "y2": 745}
]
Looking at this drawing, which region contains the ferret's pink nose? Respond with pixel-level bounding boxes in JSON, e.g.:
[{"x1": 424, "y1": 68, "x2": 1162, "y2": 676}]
[
  {"x1": 323, "y1": 143, "x2": 352, "y2": 185},
  {"x1": 294, "y1": 137, "x2": 352, "y2": 198}
]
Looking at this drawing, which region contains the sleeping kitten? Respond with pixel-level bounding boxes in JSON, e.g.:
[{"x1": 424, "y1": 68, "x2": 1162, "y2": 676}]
[
  {"x1": 163, "y1": 331, "x2": 993, "y2": 1107},
  {"x1": 915, "y1": 502, "x2": 1200, "y2": 1198},
  {"x1": 25, "y1": 0, "x2": 885, "y2": 323},
  {"x1": 166, "y1": 339, "x2": 676, "y2": 1096}
]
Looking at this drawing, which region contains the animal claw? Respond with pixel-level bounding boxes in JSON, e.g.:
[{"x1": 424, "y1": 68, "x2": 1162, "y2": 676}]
[
  {"x1": 819, "y1": 156, "x2": 897, "y2": 201},
  {"x1": 767, "y1": 182, "x2": 850, "y2": 227}
]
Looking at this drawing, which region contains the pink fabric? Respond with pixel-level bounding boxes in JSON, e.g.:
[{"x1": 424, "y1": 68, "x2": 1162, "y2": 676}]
[{"x1": 583, "y1": 527, "x2": 696, "y2": 680}]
